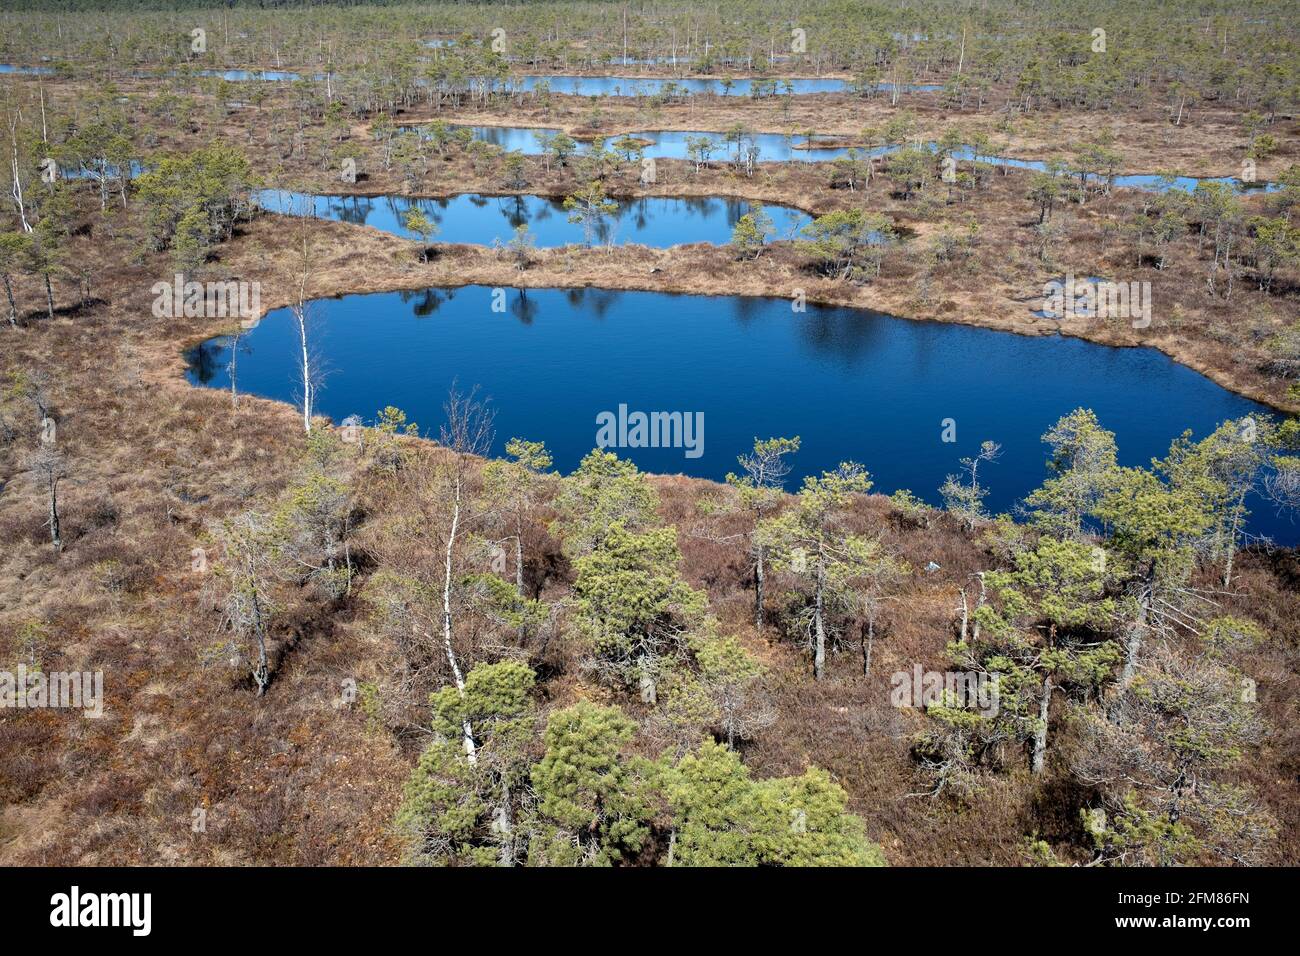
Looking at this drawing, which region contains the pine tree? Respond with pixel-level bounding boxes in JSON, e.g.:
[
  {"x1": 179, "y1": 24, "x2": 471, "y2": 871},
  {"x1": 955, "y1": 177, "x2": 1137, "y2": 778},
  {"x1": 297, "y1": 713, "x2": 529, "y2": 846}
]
[
  {"x1": 572, "y1": 521, "x2": 706, "y2": 703},
  {"x1": 726, "y1": 436, "x2": 800, "y2": 628},
  {"x1": 729, "y1": 205, "x2": 775, "y2": 260},
  {"x1": 554, "y1": 449, "x2": 658, "y2": 557},
  {"x1": 528, "y1": 702, "x2": 652, "y2": 866},
  {"x1": 758, "y1": 462, "x2": 875, "y2": 679},
  {"x1": 396, "y1": 660, "x2": 537, "y2": 866}
]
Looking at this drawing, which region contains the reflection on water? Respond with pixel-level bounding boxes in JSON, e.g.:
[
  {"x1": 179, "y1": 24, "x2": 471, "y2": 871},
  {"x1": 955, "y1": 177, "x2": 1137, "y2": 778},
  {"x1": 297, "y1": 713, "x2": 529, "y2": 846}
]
[
  {"x1": 405, "y1": 124, "x2": 852, "y2": 164},
  {"x1": 183, "y1": 285, "x2": 1289, "y2": 542},
  {"x1": 398, "y1": 286, "x2": 459, "y2": 318},
  {"x1": 253, "y1": 188, "x2": 809, "y2": 247},
  {"x1": 185, "y1": 338, "x2": 230, "y2": 384},
  {"x1": 401, "y1": 125, "x2": 1278, "y2": 193}
]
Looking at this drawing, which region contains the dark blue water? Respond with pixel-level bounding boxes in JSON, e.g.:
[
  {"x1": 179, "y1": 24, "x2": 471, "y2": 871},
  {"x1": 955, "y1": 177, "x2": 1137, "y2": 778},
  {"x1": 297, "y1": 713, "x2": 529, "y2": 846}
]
[
  {"x1": 253, "y1": 189, "x2": 809, "y2": 247},
  {"x1": 183, "y1": 286, "x2": 1292, "y2": 543}
]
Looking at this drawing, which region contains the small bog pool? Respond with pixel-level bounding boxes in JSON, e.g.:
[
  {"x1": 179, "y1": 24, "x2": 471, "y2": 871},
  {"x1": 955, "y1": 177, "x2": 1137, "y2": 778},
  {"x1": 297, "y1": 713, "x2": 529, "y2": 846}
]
[{"x1": 253, "y1": 189, "x2": 809, "y2": 248}]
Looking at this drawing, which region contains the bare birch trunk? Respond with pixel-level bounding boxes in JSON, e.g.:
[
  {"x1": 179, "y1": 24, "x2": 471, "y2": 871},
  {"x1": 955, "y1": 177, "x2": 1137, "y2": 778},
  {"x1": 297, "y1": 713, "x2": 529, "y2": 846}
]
[
  {"x1": 813, "y1": 556, "x2": 826, "y2": 680},
  {"x1": 1031, "y1": 675, "x2": 1052, "y2": 774},
  {"x1": 443, "y1": 475, "x2": 477, "y2": 765}
]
